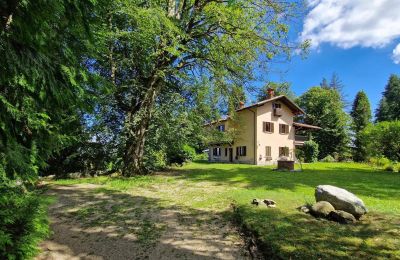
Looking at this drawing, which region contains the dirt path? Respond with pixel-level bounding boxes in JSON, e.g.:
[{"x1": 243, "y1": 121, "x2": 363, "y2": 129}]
[{"x1": 37, "y1": 184, "x2": 249, "y2": 260}]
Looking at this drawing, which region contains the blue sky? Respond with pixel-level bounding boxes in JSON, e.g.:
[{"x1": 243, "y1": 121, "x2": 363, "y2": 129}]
[{"x1": 257, "y1": 0, "x2": 400, "y2": 114}]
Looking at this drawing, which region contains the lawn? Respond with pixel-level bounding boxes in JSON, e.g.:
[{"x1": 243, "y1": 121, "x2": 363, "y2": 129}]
[{"x1": 52, "y1": 162, "x2": 400, "y2": 259}]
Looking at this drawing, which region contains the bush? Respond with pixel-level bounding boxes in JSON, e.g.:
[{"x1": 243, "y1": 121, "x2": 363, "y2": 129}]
[
  {"x1": 385, "y1": 165, "x2": 395, "y2": 172},
  {"x1": 369, "y1": 157, "x2": 391, "y2": 168},
  {"x1": 144, "y1": 150, "x2": 167, "y2": 171},
  {"x1": 320, "y1": 155, "x2": 335, "y2": 162},
  {"x1": 194, "y1": 152, "x2": 208, "y2": 161},
  {"x1": 302, "y1": 140, "x2": 319, "y2": 163},
  {"x1": 0, "y1": 183, "x2": 50, "y2": 259}
]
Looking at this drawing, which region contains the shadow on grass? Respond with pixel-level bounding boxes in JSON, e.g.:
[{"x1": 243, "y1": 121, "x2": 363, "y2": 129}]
[
  {"x1": 234, "y1": 204, "x2": 400, "y2": 259},
  {"x1": 37, "y1": 184, "x2": 246, "y2": 260},
  {"x1": 172, "y1": 162, "x2": 400, "y2": 200}
]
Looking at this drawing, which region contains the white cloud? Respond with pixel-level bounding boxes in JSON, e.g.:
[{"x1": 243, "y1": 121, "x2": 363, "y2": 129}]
[
  {"x1": 301, "y1": 0, "x2": 400, "y2": 63},
  {"x1": 393, "y1": 44, "x2": 400, "y2": 64}
]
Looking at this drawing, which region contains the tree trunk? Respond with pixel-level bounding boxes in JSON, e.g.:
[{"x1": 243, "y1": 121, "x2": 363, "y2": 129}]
[{"x1": 122, "y1": 76, "x2": 161, "y2": 176}]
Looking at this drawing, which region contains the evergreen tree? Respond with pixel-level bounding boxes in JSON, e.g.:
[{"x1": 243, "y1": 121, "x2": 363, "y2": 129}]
[
  {"x1": 376, "y1": 74, "x2": 400, "y2": 122},
  {"x1": 297, "y1": 87, "x2": 350, "y2": 159},
  {"x1": 350, "y1": 91, "x2": 371, "y2": 161},
  {"x1": 0, "y1": 0, "x2": 96, "y2": 182}
]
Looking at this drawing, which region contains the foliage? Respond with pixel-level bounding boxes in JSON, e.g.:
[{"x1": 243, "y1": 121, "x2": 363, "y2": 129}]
[
  {"x1": 376, "y1": 74, "x2": 400, "y2": 122},
  {"x1": 361, "y1": 121, "x2": 400, "y2": 161},
  {"x1": 368, "y1": 156, "x2": 391, "y2": 168},
  {"x1": 90, "y1": 0, "x2": 307, "y2": 175},
  {"x1": 384, "y1": 165, "x2": 396, "y2": 172},
  {"x1": 320, "y1": 155, "x2": 335, "y2": 162},
  {"x1": 0, "y1": 0, "x2": 96, "y2": 183},
  {"x1": 194, "y1": 152, "x2": 208, "y2": 161},
  {"x1": 302, "y1": 140, "x2": 319, "y2": 163},
  {"x1": 350, "y1": 91, "x2": 372, "y2": 161},
  {"x1": 0, "y1": 181, "x2": 50, "y2": 259},
  {"x1": 297, "y1": 87, "x2": 350, "y2": 159},
  {"x1": 257, "y1": 82, "x2": 296, "y2": 101}
]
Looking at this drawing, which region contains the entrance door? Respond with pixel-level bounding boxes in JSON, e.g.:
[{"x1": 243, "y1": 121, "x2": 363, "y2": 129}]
[{"x1": 229, "y1": 148, "x2": 233, "y2": 162}]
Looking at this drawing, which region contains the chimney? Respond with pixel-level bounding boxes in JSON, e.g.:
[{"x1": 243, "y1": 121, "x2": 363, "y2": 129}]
[
  {"x1": 267, "y1": 87, "x2": 275, "y2": 99},
  {"x1": 239, "y1": 101, "x2": 245, "y2": 109}
]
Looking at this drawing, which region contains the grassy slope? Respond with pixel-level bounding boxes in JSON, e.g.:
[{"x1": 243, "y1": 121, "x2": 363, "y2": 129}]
[{"x1": 53, "y1": 162, "x2": 400, "y2": 259}]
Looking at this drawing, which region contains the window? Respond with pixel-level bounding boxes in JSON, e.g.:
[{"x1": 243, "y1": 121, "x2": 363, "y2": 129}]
[
  {"x1": 279, "y1": 147, "x2": 289, "y2": 157},
  {"x1": 216, "y1": 124, "x2": 225, "y2": 132},
  {"x1": 273, "y1": 103, "x2": 281, "y2": 109},
  {"x1": 279, "y1": 124, "x2": 289, "y2": 134},
  {"x1": 225, "y1": 148, "x2": 228, "y2": 156},
  {"x1": 263, "y1": 122, "x2": 274, "y2": 133},
  {"x1": 236, "y1": 146, "x2": 247, "y2": 156},
  {"x1": 265, "y1": 146, "x2": 271, "y2": 157},
  {"x1": 213, "y1": 147, "x2": 221, "y2": 156}
]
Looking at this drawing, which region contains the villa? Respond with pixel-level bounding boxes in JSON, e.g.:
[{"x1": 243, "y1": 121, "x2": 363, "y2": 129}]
[{"x1": 206, "y1": 88, "x2": 320, "y2": 165}]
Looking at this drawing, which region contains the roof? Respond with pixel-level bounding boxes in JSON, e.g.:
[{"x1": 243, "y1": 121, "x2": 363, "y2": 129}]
[
  {"x1": 236, "y1": 95, "x2": 305, "y2": 115},
  {"x1": 293, "y1": 122, "x2": 322, "y2": 130},
  {"x1": 204, "y1": 95, "x2": 306, "y2": 126}
]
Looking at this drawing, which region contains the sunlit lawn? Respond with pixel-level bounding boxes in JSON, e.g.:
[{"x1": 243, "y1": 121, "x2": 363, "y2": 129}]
[{"x1": 53, "y1": 162, "x2": 400, "y2": 259}]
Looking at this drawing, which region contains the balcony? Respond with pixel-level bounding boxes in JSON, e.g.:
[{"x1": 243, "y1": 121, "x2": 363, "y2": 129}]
[{"x1": 295, "y1": 135, "x2": 309, "y2": 145}]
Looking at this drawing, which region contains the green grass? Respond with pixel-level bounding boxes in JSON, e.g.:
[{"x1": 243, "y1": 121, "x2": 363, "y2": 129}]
[{"x1": 52, "y1": 162, "x2": 400, "y2": 259}]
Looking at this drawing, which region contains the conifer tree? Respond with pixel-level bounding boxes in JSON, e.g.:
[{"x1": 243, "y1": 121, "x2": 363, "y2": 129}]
[
  {"x1": 376, "y1": 74, "x2": 400, "y2": 122},
  {"x1": 350, "y1": 91, "x2": 371, "y2": 161}
]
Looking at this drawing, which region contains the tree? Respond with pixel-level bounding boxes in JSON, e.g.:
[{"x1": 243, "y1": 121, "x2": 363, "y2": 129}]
[
  {"x1": 0, "y1": 0, "x2": 96, "y2": 182},
  {"x1": 350, "y1": 91, "x2": 371, "y2": 161},
  {"x1": 360, "y1": 121, "x2": 400, "y2": 161},
  {"x1": 93, "y1": 0, "x2": 307, "y2": 175},
  {"x1": 376, "y1": 74, "x2": 400, "y2": 122},
  {"x1": 297, "y1": 87, "x2": 350, "y2": 159},
  {"x1": 257, "y1": 82, "x2": 296, "y2": 101}
]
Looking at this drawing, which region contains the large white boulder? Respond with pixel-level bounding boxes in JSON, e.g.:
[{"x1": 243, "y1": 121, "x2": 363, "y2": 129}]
[{"x1": 315, "y1": 185, "x2": 367, "y2": 218}]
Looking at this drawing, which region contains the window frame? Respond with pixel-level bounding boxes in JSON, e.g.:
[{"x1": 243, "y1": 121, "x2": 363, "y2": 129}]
[
  {"x1": 279, "y1": 147, "x2": 289, "y2": 157},
  {"x1": 263, "y1": 122, "x2": 274, "y2": 133},
  {"x1": 279, "y1": 124, "x2": 289, "y2": 134}
]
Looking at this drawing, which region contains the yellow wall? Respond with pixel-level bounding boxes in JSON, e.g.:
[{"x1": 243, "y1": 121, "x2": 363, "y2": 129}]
[
  {"x1": 208, "y1": 100, "x2": 296, "y2": 165},
  {"x1": 209, "y1": 109, "x2": 256, "y2": 164}
]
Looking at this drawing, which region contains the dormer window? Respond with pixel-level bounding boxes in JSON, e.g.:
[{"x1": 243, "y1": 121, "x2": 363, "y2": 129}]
[
  {"x1": 273, "y1": 103, "x2": 281, "y2": 109},
  {"x1": 216, "y1": 124, "x2": 225, "y2": 132},
  {"x1": 273, "y1": 103, "x2": 282, "y2": 117}
]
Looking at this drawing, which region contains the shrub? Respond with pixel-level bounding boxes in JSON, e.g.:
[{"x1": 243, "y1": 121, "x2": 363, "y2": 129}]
[
  {"x1": 144, "y1": 150, "x2": 167, "y2": 171},
  {"x1": 302, "y1": 140, "x2": 319, "y2": 163},
  {"x1": 369, "y1": 157, "x2": 391, "y2": 168},
  {"x1": 320, "y1": 155, "x2": 335, "y2": 162},
  {"x1": 0, "y1": 182, "x2": 50, "y2": 259},
  {"x1": 194, "y1": 152, "x2": 208, "y2": 161},
  {"x1": 385, "y1": 165, "x2": 395, "y2": 172},
  {"x1": 182, "y1": 144, "x2": 196, "y2": 162}
]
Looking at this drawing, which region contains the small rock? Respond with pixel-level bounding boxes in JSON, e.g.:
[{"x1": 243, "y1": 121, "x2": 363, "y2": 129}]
[
  {"x1": 263, "y1": 199, "x2": 276, "y2": 208},
  {"x1": 310, "y1": 201, "x2": 335, "y2": 217},
  {"x1": 298, "y1": 205, "x2": 310, "y2": 213},
  {"x1": 328, "y1": 210, "x2": 356, "y2": 224}
]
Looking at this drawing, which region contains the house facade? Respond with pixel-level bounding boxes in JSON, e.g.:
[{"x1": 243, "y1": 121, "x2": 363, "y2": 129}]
[{"x1": 206, "y1": 89, "x2": 320, "y2": 165}]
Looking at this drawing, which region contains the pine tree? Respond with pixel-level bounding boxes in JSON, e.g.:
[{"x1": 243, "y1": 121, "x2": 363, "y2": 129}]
[
  {"x1": 376, "y1": 74, "x2": 400, "y2": 122},
  {"x1": 350, "y1": 91, "x2": 371, "y2": 161}
]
